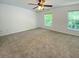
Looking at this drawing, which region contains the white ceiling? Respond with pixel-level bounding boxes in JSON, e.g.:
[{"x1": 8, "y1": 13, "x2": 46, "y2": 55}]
[{"x1": 0, "y1": 0, "x2": 79, "y2": 10}]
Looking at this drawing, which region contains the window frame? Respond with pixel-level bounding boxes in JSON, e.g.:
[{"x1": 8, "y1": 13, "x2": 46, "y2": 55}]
[
  {"x1": 44, "y1": 12, "x2": 53, "y2": 27},
  {"x1": 67, "y1": 10, "x2": 79, "y2": 31}
]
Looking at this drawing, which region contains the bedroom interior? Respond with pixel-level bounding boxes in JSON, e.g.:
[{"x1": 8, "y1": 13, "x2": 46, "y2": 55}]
[{"x1": 0, "y1": 0, "x2": 79, "y2": 58}]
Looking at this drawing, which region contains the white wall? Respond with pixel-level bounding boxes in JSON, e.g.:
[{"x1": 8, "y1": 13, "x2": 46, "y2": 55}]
[
  {"x1": 0, "y1": 3, "x2": 37, "y2": 36},
  {"x1": 37, "y1": 4, "x2": 79, "y2": 36}
]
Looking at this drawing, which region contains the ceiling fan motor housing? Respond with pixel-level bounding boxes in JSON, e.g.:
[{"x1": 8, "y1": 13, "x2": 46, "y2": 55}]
[
  {"x1": 39, "y1": 0, "x2": 45, "y2": 3},
  {"x1": 38, "y1": 0, "x2": 45, "y2": 7}
]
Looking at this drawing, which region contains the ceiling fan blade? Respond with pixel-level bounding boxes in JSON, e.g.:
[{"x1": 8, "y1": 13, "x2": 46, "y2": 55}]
[
  {"x1": 33, "y1": 6, "x2": 38, "y2": 9},
  {"x1": 44, "y1": 5, "x2": 53, "y2": 7},
  {"x1": 28, "y1": 3, "x2": 37, "y2": 5}
]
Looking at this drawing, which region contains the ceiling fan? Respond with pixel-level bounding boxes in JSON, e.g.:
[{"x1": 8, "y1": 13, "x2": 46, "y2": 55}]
[{"x1": 28, "y1": 0, "x2": 53, "y2": 10}]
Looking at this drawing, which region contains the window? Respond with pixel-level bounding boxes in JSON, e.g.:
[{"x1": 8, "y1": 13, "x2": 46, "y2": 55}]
[
  {"x1": 44, "y1": 13, "x2": 53, "y2": 27},
  {"x1": 68, "y1": 11, "x2": 79, "y2": 30}
]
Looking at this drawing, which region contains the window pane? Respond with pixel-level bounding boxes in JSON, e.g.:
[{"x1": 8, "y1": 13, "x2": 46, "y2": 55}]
[
  {"x1": 68, "y1": 11, "x2": 79, "y2": 30},
  {"x1": 44, "y1": 14, "x2": 53, "y2": 26}
]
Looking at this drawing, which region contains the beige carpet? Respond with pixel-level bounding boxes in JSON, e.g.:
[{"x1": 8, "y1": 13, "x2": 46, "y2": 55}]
[{"x1": 0, "y1": 28, "x2": 79, "y2": 58}]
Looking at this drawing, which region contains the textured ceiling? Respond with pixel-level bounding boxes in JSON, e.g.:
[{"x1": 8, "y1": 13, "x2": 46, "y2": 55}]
[{"x1": 0, "y1": 0, "x2": 79, "y2": 10}]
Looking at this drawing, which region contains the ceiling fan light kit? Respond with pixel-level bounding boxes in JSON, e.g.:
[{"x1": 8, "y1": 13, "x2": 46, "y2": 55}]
[{"x1": 38, "y1": 6, "x2": 44, "y2": 10}]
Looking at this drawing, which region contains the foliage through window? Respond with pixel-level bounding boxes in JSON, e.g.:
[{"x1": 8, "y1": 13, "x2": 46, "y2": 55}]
[
  {"x1": 68, "y1": 11, "x2": 79, "y2": 30},
  {"x1": 44, "y1": 13, "x2": 53, "y2": 27}
]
